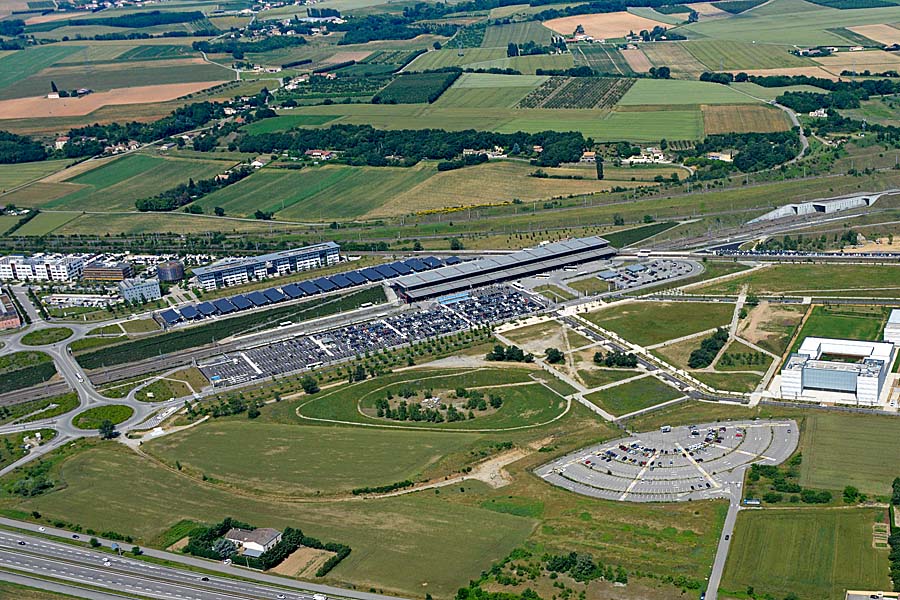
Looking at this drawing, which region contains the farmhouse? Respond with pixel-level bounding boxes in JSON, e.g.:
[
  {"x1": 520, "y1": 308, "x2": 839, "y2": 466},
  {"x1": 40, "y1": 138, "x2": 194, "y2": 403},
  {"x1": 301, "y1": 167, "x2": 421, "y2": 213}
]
[
  {"x1": 305, "y1": 149, "x2": 334, "y2": 160},
  {"x1": 55, "y1": 136, "x2": 69, "y2": 150},
  {"x1": 780, "y1": 337, "x2": 896, "y2": 406},
  {"x1": 225, "y1": 528, "x2": 283, "y2": 558},
  {"x1": 580, "y1": 151, "x2": 597, "y2": 163}
]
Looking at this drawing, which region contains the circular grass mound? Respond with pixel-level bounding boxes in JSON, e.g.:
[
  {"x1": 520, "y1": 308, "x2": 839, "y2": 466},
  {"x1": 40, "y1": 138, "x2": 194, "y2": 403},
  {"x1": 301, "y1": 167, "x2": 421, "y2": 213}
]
[
  {"x1": 73, "y1": 405, "x2": 134, "y2": 430},
  {"x1": 21, "y1": 327, "x2": 74, "y2": 346}
]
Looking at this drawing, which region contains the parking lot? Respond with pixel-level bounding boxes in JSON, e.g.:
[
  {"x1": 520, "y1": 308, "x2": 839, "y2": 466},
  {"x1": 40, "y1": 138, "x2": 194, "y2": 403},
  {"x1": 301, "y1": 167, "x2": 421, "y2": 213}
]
[
  {"x1": 200, "y1": 286, "x2": 544, "y2": 386},
  {"x1": 535, "y1": 420, "x2": 798, "y2": 502},
  {"x1": 593, "y1": 259, "x2": 699, "y2": 292}
]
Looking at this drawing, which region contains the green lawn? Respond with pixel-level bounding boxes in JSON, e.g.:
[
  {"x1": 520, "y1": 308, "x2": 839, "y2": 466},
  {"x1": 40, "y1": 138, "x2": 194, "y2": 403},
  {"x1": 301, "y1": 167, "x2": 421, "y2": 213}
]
[
  {"x1": 12, "y1": 212, "x2": 80, "y2": 236},
  {"x1": 691, "y1": 371, "x2": 761, "y2": 393},
  {"x1": 721, "y1": 508, "x2": 891, "y2": 600},
  {"x1": 568, "y1": 276, "x2": 609, "y2": 296},
  {"x1": 800, "y1": 413, "x2": 900, "y2": 495},
  {"x1": 577, "y1": 368, "x2": 636, "y2": 389},
  {"x1": 146, "y1": 421, "x2": 488, "y2": 495},
  {"x1": 0, "y1": 351, "x2": 53, "y2": 374},
  {"x1": 695, "y1": 263, "x2": 900, "y2": 297},
  {"x1": 297, "y1": 368, "x2": 565, "y2": 430},
  {"x1": 584, "y1": 376, "x2": 682, "y2": 416},
  {"x1": 617, "y1": 79, "x2": 761, "y2": 105},
  {"x1": 585, "y1": 301, "x2": 735, "y2": 347},
  {"x1": 21, "y1": 327, "x2": 74, "y2": 346},
  {"x1": 534, "y1": 284, "x2": 576, "y2": 302},
  {"x1": 790, "y1": 305, "x2": 889, "y2": 351},
  {"x1": 72, "y1": 405, "x2": 134, "y2": 429}
]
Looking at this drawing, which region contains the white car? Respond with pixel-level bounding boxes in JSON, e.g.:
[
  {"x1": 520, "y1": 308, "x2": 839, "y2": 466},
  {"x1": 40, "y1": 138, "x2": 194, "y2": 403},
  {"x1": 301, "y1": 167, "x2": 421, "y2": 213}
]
[{"x1": 38, "y1": 527, "x2": 45, "y2": 532}]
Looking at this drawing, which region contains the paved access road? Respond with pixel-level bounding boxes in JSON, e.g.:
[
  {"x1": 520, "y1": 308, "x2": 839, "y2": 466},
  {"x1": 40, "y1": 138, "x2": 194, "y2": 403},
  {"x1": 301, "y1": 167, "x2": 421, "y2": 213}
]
[{"x1": 0, "y1": 522, "x2": 405, "y2": 600}]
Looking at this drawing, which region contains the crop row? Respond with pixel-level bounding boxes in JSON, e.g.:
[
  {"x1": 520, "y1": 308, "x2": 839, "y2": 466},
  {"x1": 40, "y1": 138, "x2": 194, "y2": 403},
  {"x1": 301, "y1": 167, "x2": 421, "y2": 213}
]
[
  {"x1": 517, "y1": 76, "x2": 567, "y2": 108},
  {"x1": 538, "y1": 77, "x2": 635, "y2": 109}
]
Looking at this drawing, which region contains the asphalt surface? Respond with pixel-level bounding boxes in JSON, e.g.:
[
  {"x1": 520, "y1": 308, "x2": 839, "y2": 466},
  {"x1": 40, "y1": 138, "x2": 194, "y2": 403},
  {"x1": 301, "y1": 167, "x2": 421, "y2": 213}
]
[{"x1": 0, "y1": 519, "x2": 406, "y2": 600}]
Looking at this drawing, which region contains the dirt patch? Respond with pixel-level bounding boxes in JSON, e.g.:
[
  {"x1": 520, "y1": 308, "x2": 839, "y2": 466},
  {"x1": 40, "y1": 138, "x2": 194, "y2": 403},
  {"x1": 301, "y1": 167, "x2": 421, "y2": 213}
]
[
  {"x1": 703, "y1": 104, "x2": 791, "y2": 134},
  {"x1": 0, "y1": 82, "x2": 226, "y2": 119},
  {"x1": 737, "y1": 301, "x2": 805, "y2": 355},
  {"x1": 166, "y1": 536, "x2": 190, "y2": 552},
  {"x1": 322, "y1": 50, "x2": 372, "y2": 64},
  {"x1": 828, "y1": 236, "x2": 900, "y2": 253},
  {"x1": 270, "y1": 546, "x2": 336, "y2": 577},
  {"x1": 621, "y1": 48, "x2": 653, "y2": 72},
  {"x1": 849, "y1": 24, "x2": 900, "y2": 45},
  {"x1": 545, "y1": 11, "x2": 669, "y2": 40}
]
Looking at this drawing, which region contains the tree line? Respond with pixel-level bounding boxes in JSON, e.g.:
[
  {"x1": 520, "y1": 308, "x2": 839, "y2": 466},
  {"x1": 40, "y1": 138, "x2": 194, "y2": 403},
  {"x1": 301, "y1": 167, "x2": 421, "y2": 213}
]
[
  {"x1": 192, "y1": 35, "x2": 306, "y2": 59},
  {"x1": 135, "y1": 167, "x2": 253, "y2": 212}
]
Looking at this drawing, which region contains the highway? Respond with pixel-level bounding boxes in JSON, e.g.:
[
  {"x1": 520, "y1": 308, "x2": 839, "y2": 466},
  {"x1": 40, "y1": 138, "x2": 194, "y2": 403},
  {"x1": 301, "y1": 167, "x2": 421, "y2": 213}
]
[{"x1": 0, "y1": 519, "x2": 406, "y2": 600}]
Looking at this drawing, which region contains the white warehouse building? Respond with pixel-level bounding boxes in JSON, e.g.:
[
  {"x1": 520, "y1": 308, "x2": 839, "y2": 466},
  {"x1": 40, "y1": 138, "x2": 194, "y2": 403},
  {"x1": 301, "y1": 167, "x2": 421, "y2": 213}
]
[
  {"x1": 885, "y1": 309, "x2": 900, "y2": 345},
  {"x1": 0, "y1": 254, "x2": 84, "y2": 282},
  {"x1": 781, "y1": 337, "x2": 896, "y2": 406}
]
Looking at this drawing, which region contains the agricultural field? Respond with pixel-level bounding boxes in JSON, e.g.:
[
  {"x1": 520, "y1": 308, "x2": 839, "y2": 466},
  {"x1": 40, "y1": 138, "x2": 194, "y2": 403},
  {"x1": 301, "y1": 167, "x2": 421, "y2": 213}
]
[
  {"x1": 481, "y1": 21, "x2": 554, "y2": 47},
  {"x1": 585, "y1": 300, "x2": 735, "y2": 347},
  {"x1": 571, "y1": 43, "x2": 635, "y2": 75},
  {"x1": 241, "y1": 114, "x2": 340, "y2": 134},
  {"x1": 34, "y1": 153, "x2": 234, "y2": 212},
  {"x1": 584, "y1": 376, "x2": 683, "y2": 415},
  {"x1": 373, "y1": 71, "x2": 459, "y2": 103},
  {"x1": 814, "y1": 49, "x2": 900, "y2": 76},
  {"x1": 617, "y1": 78, "x2": 761, "y2": 105},
  {"x1": 721, "y1": 508, "x2": 891, "y2": 600},
  {"x1": 434, "y1": 73, "x2": 546, "y2": 108},
  {"x1": 544, "y1": 11, "x2": 670, "y2": 39},
  {"x1": 0, "y1": 45, "x2": 83, "y2": 92},
  {"x1": 640, "y1": 41, "x2": 708, "y2": 78},
  {"x1": 702, "y1": 104, "x2": 792, "y2": 134},
  {"x1": 799, "y1": 412, "x2": 900, "y2": 495},
  {"x1": 848, "y1": 23, "x2": 900, "y2": 44},
  {"x1": 406, "y1": 47, "x2": 508, "y2": 71},
  {"x1": 694, "y1": 263, "x2": 900, "y2": 297},
  {"x1": 0, "y1": 160, "x2": 73, "y2": 191},
  {"x1": 519, "y1": 77, "x2": 634, "y2": 109},
  {"x1": 683, "y1": 40, "x2": 812, "y2": 71},
  {"x1": 12, "y1": 212, "x2": 81, "y2": 236},
  {"x1": 683, "y1": 0, "x2": 900, "y2": 46}
]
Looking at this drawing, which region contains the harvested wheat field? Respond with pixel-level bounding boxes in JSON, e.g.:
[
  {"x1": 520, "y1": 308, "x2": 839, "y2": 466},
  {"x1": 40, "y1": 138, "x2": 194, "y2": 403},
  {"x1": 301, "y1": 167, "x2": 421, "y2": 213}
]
[
  {"x1": 685, "y1": 2, "x2": 730, "y2": 18},
  {"x1": 642, "y1": 42, "x2": 707, "y2": 75},
  {"x1": 545, "y1": 12, "x2": 669, "y2": 40},
  {"x1": 322, "y1": 50, "x2": 373, "y2": 64},
  {"x1": 270, "y1": 547, "x2": 336, "y2": 578},
  {"x1": 848, "y1": 24, "x2": 900, "y2": 45},
  {"x1": 621, "y1": 48, "x2": 653, "y2": 72},
  {"x1": 25, "y1": 11, "x2": 93, "y2": 24},
  {"x1": 815, "y1": 49, "x2": 900, "y2": 75},
  {"x1": 703, "y1": 104, "x2": 791, "y2": 134},
  {"x1": 0, "y1": 82, "x2": 226, "y2": 119}
]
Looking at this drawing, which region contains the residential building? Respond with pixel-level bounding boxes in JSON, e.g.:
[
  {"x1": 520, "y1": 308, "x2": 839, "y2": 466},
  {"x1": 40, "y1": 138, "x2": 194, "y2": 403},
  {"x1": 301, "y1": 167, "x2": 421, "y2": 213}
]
[
  {"x1": 0, "y1": 292, "x2": 21, "y2": 330},
  {"x1": 885, "y1": 309, "x2": 900, "y2": 345},
  {"x1": 118, "y1": 278, "x2": 161, "y2": 303},
  {"x1": 82, "y1": 261, "x2": 134, "y2": 282},
  {"x1": 193, "y1": 242, "x2": 340, "y2": 291},
  {"x1": 0, "y1": 254, "x2": 84, "y2": 282},
  {"x1": 224, "y1": 528, "x2": 282, "y2": 558},
  {"x1": 780, "y1": 337, "x2": 896, "y2": 406}
]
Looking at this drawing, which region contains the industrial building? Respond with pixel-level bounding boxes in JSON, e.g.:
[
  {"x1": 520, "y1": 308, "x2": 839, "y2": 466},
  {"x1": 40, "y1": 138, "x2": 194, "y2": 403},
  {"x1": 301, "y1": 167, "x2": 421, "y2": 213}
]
[
  {"x1": 749, "y1": 192, "x2": 881, "y2": 224},
  {"x1": 0, "y1": 292, "x2": 21, "y2": 330},
  {"x1": 780, "y1": 337, "x2": 896, "y2": 406},
  {"x1": 118, "y1": 278, "x2": 161, "y2": 303},
  {"x1": 156, "y1": 260, "x2": 185, "y2": 282},
  {"x1": 193, "y1": 242, "x2": 340, "y2": 291},
  {"x1": 391, "y1": 237, "x2": 616, "y2": 302},
  {"x1": 0, "y1": 254, "x2": 84, "y2": 282},
  {"x1": 82, "y1": 261, "x2": 134, "y2": 282},
  {"x1": 885, "y1": 309, "x2": 900, "y2": 345}
]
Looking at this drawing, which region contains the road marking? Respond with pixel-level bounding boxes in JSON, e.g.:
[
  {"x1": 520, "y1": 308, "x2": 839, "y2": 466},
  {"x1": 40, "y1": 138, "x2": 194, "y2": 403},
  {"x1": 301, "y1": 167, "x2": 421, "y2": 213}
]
[{"x1": 674, "y1": 443, "x2": 720, "y2": 488}]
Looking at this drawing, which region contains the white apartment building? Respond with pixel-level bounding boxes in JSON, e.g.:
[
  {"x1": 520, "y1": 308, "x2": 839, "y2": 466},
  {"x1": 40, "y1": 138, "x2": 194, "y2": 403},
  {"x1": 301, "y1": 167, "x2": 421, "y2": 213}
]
[{"x1": 0, "y1": 255, "x2": 85, "y2": 282}]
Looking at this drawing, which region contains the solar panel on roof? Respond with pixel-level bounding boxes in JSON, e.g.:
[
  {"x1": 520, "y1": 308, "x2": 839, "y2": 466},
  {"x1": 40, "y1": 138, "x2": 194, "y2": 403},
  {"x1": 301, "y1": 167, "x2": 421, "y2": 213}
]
[
  {"x1": 374, "y1": 264, "x2": 398, "y2": 278},
  {"x1": 159, "y1": 309, "x2": 181, "y2": 325},
  {"x1": 329, "y1": 274, "x2": 352, "y2": 288},
  {"x1": 179, "y1": 305, "x2": 200, "y2": 319},
  {"x1": 213, "y1": 298, "x2": 235, "y2": 314},
  {"x1": 313, "y1": 277, "x2": 337, "y2": 292},
  {"x1": 247, "y1": 291, "x2": 269, "y2": 306},
  {"x1": 422, "y1": 256, "x2": 442, "y2": 269},
  {"x1": 281, "y1": 283, "x2": 304, "y2": 299},
  {"x1": 263, "y1": 288, "x2": 287, "y2": 303},
  {"x1": 345, "y1": 271, "x2": 367, "y2": 285},
  {"x1": 299, "y1": 281, "x2": 319, "y2": 295},
  {"x1": 197, "y1": 302, "x2": 217, "y2": 316},
  {"x1": 360, "y1": 267, "x2": 384, "y2": 282},
  {"x1": 390, "y1": 262, "x2": 412, "y2": 275},
  {"x1": 230, "y1": 295, "x2": 252, "y2": 310},
  {"x1": 405, "y1": 258, "x2": 427, "y2": 272},
  {"x1": 445, "y1": 256, "x2": 462, "y2": 265}
]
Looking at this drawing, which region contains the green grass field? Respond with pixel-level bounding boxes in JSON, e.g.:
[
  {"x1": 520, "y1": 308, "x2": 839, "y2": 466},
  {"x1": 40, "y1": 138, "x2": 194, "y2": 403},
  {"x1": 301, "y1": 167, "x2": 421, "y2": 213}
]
[
  {"x1": 12, "y1": 211, "x2": 81, "y2": 236},
  {"x1": 21, "y1": 327, "x2": 73, "y2": 346},
  {"x1": 0, "y1": 46, "x2": 83, "y2": 92},
  {"x1": 577, "y1": 367, "x2": 638, "y2": 389},
  {"x1": 584, "y1": 376, "x2": 682, "y2": 415},
  {"x1": 691, "y1": 371, "x2": 762, "y2": 392},
  {"x1": 585, "y1": 301, "x2": 735, "y2": 347},
  {"x1": 40, "y1": 154, "x2": 232, "y2": 212},
  {"x1": 241, "y1": 114, "x2": 339, "y2": 134},
  {"x1": 790, "y1": 305, "x2": 889, "y2": 350},
  {"x1": 695, "y1": 263, "x2": 900, "y2": 297},
  {"x1": 147, "y1": 421, "x2": 490, "y2": 495},
  {"x1": 571, "y1": 43, "x2": 634, "y2": 75},
  {"x1": 481, "y1": 21, "x2": 554, "y2": 47},
  {"x1": 72, "y1": 405, "x2": 134, "y2": 429},
  {"x1": 799, "y1": 413, "x2": 900, "y2": 495},
  {"x1": 617, "y1": 79, "x2": 762, "y2": 105},
  {"x1": 721, "y1": 508, "x2": 891, "y2": 599},
  {"x1": 407, "y1": 47, "x2": 508, "y2": 71},
  {"x1": 434, "y1": 72, "x2": 546, "y2": 108},
  {"x1": 682, "y1": 40, "x2": 812, "y2": 71},
  {"x1": 0, "y1": 160, "x2": 73, "y2": 191}
]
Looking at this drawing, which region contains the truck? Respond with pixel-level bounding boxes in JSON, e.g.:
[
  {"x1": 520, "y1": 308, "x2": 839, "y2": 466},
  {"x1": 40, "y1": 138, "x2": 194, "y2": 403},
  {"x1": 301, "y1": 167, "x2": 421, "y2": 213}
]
[{"x1": 313, "y1": 594, "x2": 327, "y2": 600}]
